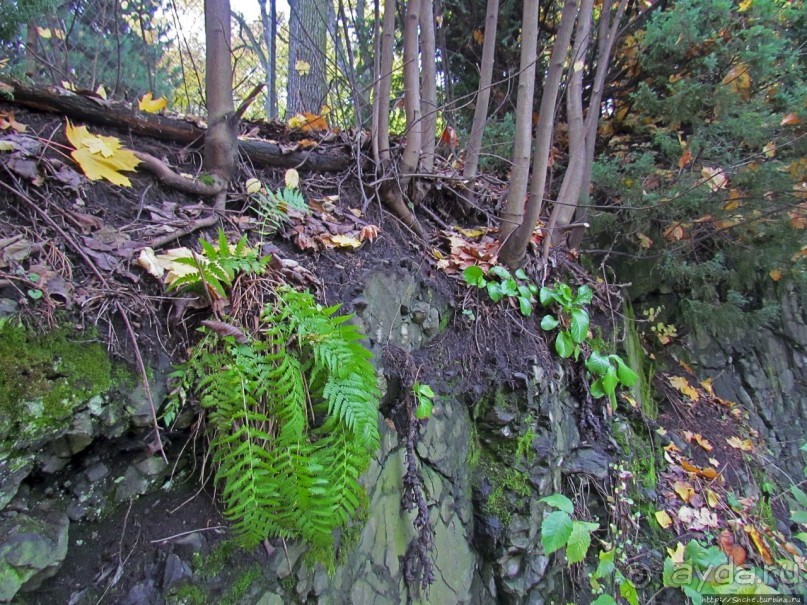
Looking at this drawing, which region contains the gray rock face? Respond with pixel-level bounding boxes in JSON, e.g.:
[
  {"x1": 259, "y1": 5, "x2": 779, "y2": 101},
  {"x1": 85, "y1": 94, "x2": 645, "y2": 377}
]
[
  {"x1": 688, "y1": 283, "x2": 807, "y2": 478},
  {"x1": 0, "y1": 510, "x2": 69, "y2": 602}
]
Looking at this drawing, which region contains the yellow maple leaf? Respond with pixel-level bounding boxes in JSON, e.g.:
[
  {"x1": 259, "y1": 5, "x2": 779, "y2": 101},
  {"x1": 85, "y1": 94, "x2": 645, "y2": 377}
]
[
  {"x1": 744, "y1": 525, "x2": 773, "y2": 565},
  {"x1": 139, "y1": 92, "x2": 168, "y2": 113},
  {"x1": 673, "y1": 481, "x2": 696, "y2": 503},
  {"x1": 65, "y1": 121, "x2": 140, "y2": 186},
  {"x1": 667, "y1": 542, "x2": 686, "y2": 565},
  {"x1": 655, "y1": 510, "x2": 673, "y2": 529},
  {"x1": 295, "y1": 59, "x2": 311, "y2": 76},
  {"x1": 329, "y1": 234, "x2": 363, "y2": 249},
  {"x1": 669, "y1": 375, "x2": 699, "y2": 401},
  {"x1": 36, "y1": 26, "x2": 52, "y2": 39}
]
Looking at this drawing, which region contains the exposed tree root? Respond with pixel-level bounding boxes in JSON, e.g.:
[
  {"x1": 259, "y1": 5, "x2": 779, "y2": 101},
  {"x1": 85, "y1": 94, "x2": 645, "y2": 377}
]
[{"x1": 134, "y1": 152, "x2": 225, "y2": 196}]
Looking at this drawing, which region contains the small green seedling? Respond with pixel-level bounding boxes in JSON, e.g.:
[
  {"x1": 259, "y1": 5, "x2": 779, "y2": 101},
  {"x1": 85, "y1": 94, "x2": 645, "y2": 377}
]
[
  {"x1": 414, "y1": 382, "x2": 435, "y2": 420},
  {"x1": 539, "y1": 283, "x2": 593, "y2": 359},
  {"x1": 585, "y1": 350, "x2": 638, "y2": 411},
  {"x1": 463, "y1": 265, "x2": 538, "y2": 316}
]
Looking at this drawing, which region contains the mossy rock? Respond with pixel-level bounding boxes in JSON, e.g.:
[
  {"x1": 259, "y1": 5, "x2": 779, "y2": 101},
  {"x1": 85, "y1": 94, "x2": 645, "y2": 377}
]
[{"x1": 0, "y1": 320, "x2": 117, "y2": 455}]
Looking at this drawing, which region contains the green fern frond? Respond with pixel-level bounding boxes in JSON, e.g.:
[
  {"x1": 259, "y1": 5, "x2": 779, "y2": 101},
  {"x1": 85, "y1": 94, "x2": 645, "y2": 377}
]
[{"x1": 175, "y1": 286, "x2": 380, "y2": 549}]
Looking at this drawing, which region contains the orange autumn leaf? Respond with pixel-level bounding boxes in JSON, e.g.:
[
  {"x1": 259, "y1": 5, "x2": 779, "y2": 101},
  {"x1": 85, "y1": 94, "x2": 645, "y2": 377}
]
[
  {"x1": 472, "y1": 29, "x2": 484, "y2": 45},
  {"x1": 719, "y1": 530, "x2": 747, "y2": 565},
  {"x1": 663, "y1": 222, "x2": 687, "y2": 242},
  {"x1": 781, "y1": 112, "x2": 801, "y2": 126},
  {"x1": 769, "y1": 268, "x2": 783, "y2": 281},
  {"x1": 678, "y1": 147, "x2": 693, "y2": 169},
  {"x1": 726, "y1": 436, "x2": 754, "y2": 452},
  {"x1": 681, "y1": 459, "x2": 719, "y2": 480}
]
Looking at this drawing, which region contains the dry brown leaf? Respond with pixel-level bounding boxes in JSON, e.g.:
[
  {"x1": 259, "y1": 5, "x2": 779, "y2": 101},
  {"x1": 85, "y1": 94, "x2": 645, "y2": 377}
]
[
  {"x1": 359, "y1": 224, "x2": 380, "y2": 242},
  {"x1": 663, "y1": 222, "x2": 686, "y2": 242},
  {"x1": 678, "y1": 147, "x2": 693, "y2": 169},
  {"x1": 472, "y1": 29, "x2": 484, "y2": 44},
  {"x1": 781, "y1": 112, "x2": 801, "y2": 126},
  {"x1": 702, "y1": 166, "x2": 729, "y2": 191},
  {"x1": 719, "y1": 530, "x2": 747, "y2": 565},
  {"x1": 0, "y1": 111, "x2": 27, "y2": 133}
]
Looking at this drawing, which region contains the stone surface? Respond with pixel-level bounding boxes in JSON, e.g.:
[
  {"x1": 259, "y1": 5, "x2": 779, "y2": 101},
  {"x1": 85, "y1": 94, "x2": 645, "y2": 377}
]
[{"x1": 0, "y1": 510, "x2": 69, "y2": 601}]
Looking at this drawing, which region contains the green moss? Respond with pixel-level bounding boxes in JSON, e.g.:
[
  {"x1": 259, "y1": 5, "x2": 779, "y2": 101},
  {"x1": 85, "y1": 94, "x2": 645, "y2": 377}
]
[
  {"x1": 167, "y1": 584, "x2": 208, "y2": 605},
  {"x1": 515, "y1": 417, "x2": 537, "y2": 464},
  {"x1": 193, "y1": 539, "x2": 240, "y2": 579},
  {"x1": 221, "y1": 564, "x2": 262, "y2": 605},
  {"x1": 0, "y1": 321, "x2": 114, "y2": 447}
]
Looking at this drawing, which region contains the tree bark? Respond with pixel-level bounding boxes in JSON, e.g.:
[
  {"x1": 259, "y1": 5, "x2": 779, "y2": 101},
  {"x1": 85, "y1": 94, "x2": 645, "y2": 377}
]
[
  {"x1": 373, "y1": 0, "x2": 395, "y2": 164},
  {"x1": 496, "y1": 0, "x2": 541, "y2": 255},
  {"x1": 544, "y1": 0, "x2": 593, "y2": 250},
  {"x1": 419, "y1": 0, "x2": 437, "y2": 172},
  {"x1": 462, "y1": 0, "x2": 500, "y2": 181},
  {"x1": 286, "y1": 0, "x2": 329, "y2": 116},
  {"x1": 2, "y1": 80, "x2": 352, "y2": 172},
  {"x1": 498, "y1": 0, "x2": 579, "y2": 268},
  {"x1": 258, "y1": 0, "x2": 278, "y2": 120},
  {"x1": 204, "y1": 0, "x2": 237, "y2": 181}
]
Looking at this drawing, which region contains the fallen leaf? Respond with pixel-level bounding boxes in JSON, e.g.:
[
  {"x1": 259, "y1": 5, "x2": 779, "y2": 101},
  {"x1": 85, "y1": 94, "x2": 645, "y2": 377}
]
[
  {"x1": 705, "y1": 488, "x2": 720, "y2": 508},
  {"x1": 694, "y1": 434, "x2": 713, "y2": 452},
  {"x1": 329, "y1": 234, "x2": 363, "y2": 249},
  {"x1": 663, "y1": 222, "x2": 686, "y2": 242},
  {"x1": 655, "y1": 510, "x2": 673, "y2": 529},
  {"x1": 744, "y1": 525, "x2": 773, "y2": 565},
  {"x1": 348, "y1": 208, "x2": 362, "y2": 218},
  {"x1": 726, "y1": 436, "x2": 754, "y2": 452},
  {"x1": 763, "y1": 141, "x2": 776, "y2": 158},
  {"x1": 456, "y1": 227, "x2": 488, "y2": 238},
  {"x1": 781, "y1": 112, "x2": 801, "y2": 126},
  {"x1": 637, "y1": 233, "x2": 653, "y2": 249},
  {"x1": 139, "y1": 92, "x2": 168, "y2": 113},
  {"x1": 681, "y1": 459, "x2": 719, "y2": 480},
  {"x1": 136, "y1": 248, "x2": 163, "y2": 279},
  {"x1": 769, "y1": 268, "x2": 783, "y2": 281},
  {"x1": 667, "y1": 542, "x2": 685, "y2": 565},
  {"x1": 722, "y1": 63, "x2": 752, "y2": 100},
  {"x1": 65, "y1": 121, "x2": 140, "y2": 186},
  {"x1": 702, "y1": 167, "x2": 729, "y2": 192},
  {"x1": 669, "y1": 375, "x2": 699, "y2": 401},
  {"x1": 0, "y1": 111, "x2": 27, "y2": 133},
  {"x1": 719, "y1": 530, "x2": 747, "y2": 565},
  {"x1": 678, "y1": 147, "x2": 693, "y2": 169},
  {"x1": 95, "y1": 84, "x2": 107, "y2": 100},
  {"x1": 285, "y1": 168, "x2": 300, "y2": 189},
  {"x1": 674, "y1": 481, "x2": 696, "y2": 503},
  {"x1": 245, "y1": 178, "x2": 262, "y2": 194},
  {"x1": 288, "y1": 112, "x2": 328, "y2": 132}
]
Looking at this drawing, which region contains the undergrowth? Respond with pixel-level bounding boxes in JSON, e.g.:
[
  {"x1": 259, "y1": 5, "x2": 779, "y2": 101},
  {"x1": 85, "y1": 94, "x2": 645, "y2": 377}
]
[{"x1": 169, "y1": 286, "x2": 380, "y2": 550}]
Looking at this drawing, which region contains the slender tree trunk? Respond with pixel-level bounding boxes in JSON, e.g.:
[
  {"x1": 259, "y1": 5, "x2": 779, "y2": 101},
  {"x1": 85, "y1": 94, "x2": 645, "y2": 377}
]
[
  {"x1": 374, "y1": 0, "x2": 395, "y2": 164},
  {"x1": 497, "y1": 0, "x2": 541, "y2": 253},
  {"x1": 568, "y1": 0, "x2": 628, "y2": 249},
  {"x1": 258, "y1": 0, "x2": 278, "y2": 119},
  {"x1": 463, "y1": 0, "x2": 500, "y2": 181},
  {"x1": 286, "y1": 0, "x2": 329, "y2": 115},
  {"x1": 419, "y1": 0, "x2": 437, "y2": 172},
  {"x1": 204, "y1": 0, "x2": 236, "y2": 181},
  {"x1": 545, "y1": 0, "x2": 593, "y2": 249},
  {"x1": 498, "y1": 0, "x2": 579, "y2": 268},
  {"x1": 400, "y1": 0, "x2": 422, "y2": 175}
]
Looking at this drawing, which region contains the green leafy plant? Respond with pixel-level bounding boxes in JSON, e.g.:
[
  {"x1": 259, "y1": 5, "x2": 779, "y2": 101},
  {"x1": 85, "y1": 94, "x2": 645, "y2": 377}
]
[
  {"x1": 252, "y1": 185, "x2": 308, "y2": 237},
  {"x1": 585, "y1": 350, "x2": 638, "y2": 411},
  {"x1": 789, "y1": 443, "x2": 807, "y2": 544},
  {"x1": 169, "y1": 229, "x2": 270, "y2": 299},
  {"x1": 539, "y1": 283, "x2": 592, "y2": 359},
  {"x1": 539, "y1": 493, "x2": 599, "y2": 565},
  {"x1": 663, "y1": 539, "x2": 778, "y2": 603},
  {"x1": 413, "y1": 382, "x2": 435, "y2": 420},
  {"x1": 463, "y1": 264, "x2": 538, "y2": 316},
  {"x1": 168, "y1": 286, "x2": 380, "y2": 549}
]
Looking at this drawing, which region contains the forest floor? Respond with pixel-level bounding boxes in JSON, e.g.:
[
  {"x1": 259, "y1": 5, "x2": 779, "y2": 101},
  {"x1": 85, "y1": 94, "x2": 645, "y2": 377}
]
[{"x1": 0, "y1": 100, "x2": 796, "y2": 603}]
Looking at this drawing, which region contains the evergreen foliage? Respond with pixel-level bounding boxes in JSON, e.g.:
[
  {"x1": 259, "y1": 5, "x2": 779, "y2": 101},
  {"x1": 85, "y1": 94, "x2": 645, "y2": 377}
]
[{"x1": 170, "y1": 287, "x2": 380, "y2": 549}]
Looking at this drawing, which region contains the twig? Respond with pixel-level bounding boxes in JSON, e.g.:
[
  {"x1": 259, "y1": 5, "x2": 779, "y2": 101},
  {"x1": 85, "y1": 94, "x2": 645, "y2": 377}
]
[{"x1": 150, "y1": 525, "x2": 227, "y2": 544}]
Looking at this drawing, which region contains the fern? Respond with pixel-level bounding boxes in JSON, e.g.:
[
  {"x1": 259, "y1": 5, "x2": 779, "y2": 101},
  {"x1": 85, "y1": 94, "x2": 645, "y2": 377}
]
[
  {"x1": 253, "y1": 186, "x2": 308, "y2": 237},
  {"x1": 169, "y1": 287, "x2": 380, "y2": 549},
  {"x1": 169, "y1": 229, "x2": 270, "y2": 297}
]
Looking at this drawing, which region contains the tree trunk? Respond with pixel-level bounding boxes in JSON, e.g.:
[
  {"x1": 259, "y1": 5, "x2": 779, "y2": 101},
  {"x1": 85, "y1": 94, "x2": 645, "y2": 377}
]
[
  {"x1": 568, "y1": 0, "x2": 628, "y2": 249},
  {"x1": 498, "y1": 0, "x2": 579, "y2": 268},
  {"x1": 545, "y1": 0, "x2": 593, "y2": 249},
  {"x1": 204, "y1": 0, "x2": 237, "y2": 181},
  {"x1": 286, "y1": 0, "x2": 329, "y2": 116},
  {"x1": 258, "y1": 0, "x2": 278, "y2": 120},
  {"x1": 419, "y1": 0, "x2": 437, "y2": 172},
  {"x1": 462, "y1": 0, "x2": 500, "y2": 181},
  {"x1": 496, "y1": 0, "x2": 541, "y2": 254},
  {"x1": 373, "y1": 0, "x2": 395, "y2": 164}
]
